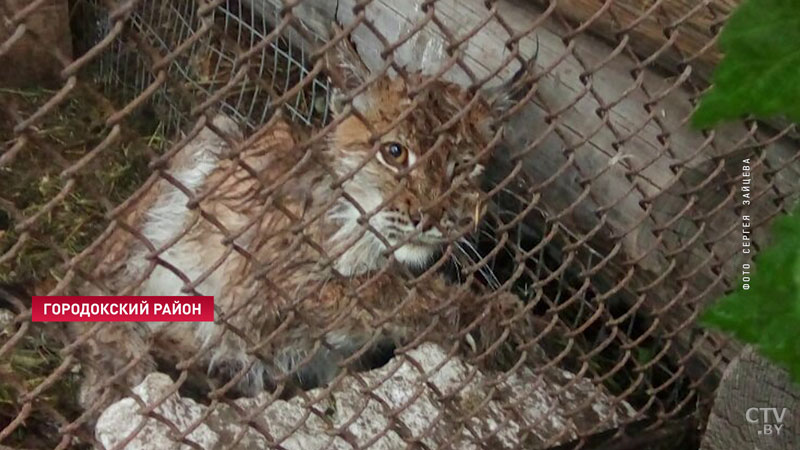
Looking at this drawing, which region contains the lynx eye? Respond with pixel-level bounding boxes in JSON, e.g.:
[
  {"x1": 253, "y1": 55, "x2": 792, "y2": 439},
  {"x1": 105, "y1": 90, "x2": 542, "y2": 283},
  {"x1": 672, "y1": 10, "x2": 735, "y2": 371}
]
[{"x1": 380, "y1": 142, "x2": 408, "y2": 168}]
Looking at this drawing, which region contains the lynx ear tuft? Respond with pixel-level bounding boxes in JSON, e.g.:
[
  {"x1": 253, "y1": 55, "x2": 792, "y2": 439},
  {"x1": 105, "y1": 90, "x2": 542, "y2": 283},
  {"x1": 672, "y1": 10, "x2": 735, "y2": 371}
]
[
  {"x1": 325, "y1": 25, "x2": 371, "y2": 116},
  {"x1": 485, "y1": 36, "x2": 539, "y2": 120}
]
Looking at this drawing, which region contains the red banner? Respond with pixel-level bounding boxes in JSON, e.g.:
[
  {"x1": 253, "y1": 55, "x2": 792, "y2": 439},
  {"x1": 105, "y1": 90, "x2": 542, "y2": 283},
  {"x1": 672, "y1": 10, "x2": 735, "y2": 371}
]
[{"x1": 31, "y1": 296, "x2": 214, "y2": 322}]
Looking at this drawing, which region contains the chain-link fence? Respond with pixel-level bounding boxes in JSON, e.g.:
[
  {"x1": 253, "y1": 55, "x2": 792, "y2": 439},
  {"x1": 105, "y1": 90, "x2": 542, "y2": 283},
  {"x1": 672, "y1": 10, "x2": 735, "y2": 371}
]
[{"x1": 1, "y1": 0, "x2": 797, "y2": 448}]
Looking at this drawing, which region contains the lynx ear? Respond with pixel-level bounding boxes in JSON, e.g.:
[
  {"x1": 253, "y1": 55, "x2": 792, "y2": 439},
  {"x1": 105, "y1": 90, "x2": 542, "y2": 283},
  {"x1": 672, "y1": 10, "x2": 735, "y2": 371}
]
[
  {"x1": 325, "y1": 26, "x2": 371, "y2": 116},
  {"x1": 485, "y1": 37, "x2": 539, "y2": 120}
]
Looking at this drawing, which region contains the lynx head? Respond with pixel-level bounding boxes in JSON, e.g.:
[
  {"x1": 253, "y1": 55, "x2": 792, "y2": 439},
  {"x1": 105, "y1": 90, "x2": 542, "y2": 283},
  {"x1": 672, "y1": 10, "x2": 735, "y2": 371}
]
[{"x1": 322, "y1": 34, "x2": 533, "y2": 275}]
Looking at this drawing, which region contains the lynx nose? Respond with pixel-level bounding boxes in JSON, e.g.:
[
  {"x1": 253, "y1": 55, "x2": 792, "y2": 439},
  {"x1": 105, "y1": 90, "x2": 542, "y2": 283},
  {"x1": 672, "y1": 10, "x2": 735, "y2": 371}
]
[
  {"x1": 399, "y1": 194, "x2": 442, "y2": 232},
  {"x1": 409, "y1": 214, "x2": 421, "y2": 228},
  {"x1": 410, "y1": 213, "x2": 433, "y2": 231}
]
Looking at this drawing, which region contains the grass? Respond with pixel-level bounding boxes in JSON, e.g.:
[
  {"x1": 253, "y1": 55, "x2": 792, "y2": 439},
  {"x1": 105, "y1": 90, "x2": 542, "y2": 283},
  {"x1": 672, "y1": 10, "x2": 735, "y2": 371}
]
[
  {"x1": 0, "y1": 83, "x2": 166, "y2": 286},
  {"x1": 0, "y1": 307, "x2": 85, "y2": 448},
  {"x1": 0, "y1": 82, "x2": 166, "y2": 448}
]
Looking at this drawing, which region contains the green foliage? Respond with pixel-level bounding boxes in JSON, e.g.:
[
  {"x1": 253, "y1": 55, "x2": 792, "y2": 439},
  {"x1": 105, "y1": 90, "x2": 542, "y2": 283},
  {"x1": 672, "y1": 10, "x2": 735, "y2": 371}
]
[
  {"x1": 692, "y1": 0, "x2": 800, "y2": 128},
  {"x1": 696, "y1": 0, "x2": 800, "y2": 383},
  {"x1": 701, "y1": 209, "x2": 800, "y2": 382}
]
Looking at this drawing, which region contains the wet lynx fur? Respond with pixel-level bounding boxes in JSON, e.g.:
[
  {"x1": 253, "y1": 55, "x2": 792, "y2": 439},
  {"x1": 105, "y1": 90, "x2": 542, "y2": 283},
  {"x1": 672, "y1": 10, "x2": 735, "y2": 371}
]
[{"x1": 73, "y1": 35, "x2": 534, "y2": 411}]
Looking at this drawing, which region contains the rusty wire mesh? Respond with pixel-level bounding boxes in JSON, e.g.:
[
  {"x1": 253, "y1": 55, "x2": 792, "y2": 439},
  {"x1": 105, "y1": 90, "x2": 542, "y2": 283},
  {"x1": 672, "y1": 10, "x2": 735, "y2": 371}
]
[{"x1": 1, "y1": 0, "x2": 798, "y2": 449}]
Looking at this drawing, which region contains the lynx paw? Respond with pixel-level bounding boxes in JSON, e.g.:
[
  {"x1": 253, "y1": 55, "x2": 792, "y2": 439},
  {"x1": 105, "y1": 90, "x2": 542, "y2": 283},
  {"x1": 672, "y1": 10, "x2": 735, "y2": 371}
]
[{"x1": 208, "y1": 353, "x2": 270, "y2": 397}]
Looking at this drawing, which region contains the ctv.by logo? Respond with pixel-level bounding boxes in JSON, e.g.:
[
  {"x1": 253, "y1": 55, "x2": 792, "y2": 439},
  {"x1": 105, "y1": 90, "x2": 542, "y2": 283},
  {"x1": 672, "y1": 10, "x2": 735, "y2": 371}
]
[{"x1": 745, "y1": 407, "x2": 789, "y2": 436}]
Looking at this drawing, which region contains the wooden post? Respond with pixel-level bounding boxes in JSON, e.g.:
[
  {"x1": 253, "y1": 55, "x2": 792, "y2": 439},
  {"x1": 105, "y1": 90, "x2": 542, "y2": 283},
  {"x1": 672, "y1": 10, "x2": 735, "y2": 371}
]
[{"x1": 701, "y1": 346, "x2": 799, "y2": 450}]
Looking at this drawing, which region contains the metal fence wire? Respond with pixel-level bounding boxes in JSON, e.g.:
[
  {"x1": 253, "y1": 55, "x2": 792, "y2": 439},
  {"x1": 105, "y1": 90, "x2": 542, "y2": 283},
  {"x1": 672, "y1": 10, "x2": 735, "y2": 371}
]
[{"x1": 1, "y1": 0, "x2": 797, "y2": 449}]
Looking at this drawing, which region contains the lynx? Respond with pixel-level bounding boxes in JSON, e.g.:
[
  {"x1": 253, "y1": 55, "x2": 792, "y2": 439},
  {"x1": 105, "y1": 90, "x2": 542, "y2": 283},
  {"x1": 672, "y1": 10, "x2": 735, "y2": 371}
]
[{"x1": 73, "y1": 34, "x2": 534, "y2": 410}]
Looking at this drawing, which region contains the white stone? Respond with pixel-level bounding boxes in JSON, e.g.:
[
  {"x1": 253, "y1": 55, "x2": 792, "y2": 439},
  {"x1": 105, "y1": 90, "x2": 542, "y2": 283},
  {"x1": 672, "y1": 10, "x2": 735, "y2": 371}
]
[{"x1": 95, "y1": 343, "x2": 635, "y2": 449}]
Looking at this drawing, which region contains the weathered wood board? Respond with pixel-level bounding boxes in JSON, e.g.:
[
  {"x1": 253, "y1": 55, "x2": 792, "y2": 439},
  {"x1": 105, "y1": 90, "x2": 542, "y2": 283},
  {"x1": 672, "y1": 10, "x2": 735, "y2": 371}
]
[{"x1": 550, "y1": 0, "x2": 737, "y2": 82}]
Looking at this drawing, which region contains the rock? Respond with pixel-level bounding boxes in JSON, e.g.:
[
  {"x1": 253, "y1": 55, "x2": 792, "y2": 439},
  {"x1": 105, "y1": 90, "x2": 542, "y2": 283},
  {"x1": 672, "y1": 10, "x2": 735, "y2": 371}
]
[{"x1": 96, "y1": 343, "x2": 635, "y2": 449}]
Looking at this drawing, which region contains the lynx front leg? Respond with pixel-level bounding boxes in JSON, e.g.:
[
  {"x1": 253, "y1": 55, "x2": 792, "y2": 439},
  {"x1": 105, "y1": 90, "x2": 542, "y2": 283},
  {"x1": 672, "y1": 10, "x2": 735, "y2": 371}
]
[{"x1": 196, "y1": 317, "x2": 274, "y2": 397}]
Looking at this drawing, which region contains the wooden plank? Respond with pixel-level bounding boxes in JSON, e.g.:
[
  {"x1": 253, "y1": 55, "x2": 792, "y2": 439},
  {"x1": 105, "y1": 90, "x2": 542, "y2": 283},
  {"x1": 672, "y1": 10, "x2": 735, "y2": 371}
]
[
  {"x1": 550, "y1": 0, "x2": 736, "y2": 82},
  {"x1": 548, "y1": 0, "x2": 800, "y2": 139}
]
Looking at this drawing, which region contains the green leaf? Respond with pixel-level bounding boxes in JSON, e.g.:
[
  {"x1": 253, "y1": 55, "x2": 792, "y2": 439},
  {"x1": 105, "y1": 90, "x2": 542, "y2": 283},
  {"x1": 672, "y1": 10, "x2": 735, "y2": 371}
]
[
  {"x1": 692, "y1": 0, "x2": 800, "y2": 128},
  {"x1": 701, "y1": 209, "x2": 800, "y2": 383}
]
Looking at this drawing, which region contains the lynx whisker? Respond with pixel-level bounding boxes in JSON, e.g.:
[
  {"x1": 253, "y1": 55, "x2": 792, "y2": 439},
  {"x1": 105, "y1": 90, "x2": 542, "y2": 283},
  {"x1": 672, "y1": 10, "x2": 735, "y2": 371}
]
[
  {"x1": 456, "y1": 238, "x2": 502, "y2": 290},
  {"x1": 447, "y1": 243, "x2": 464, "y2": 284},
  {"x1": 477, "y1": 228, "x2": 516, "y2": 261}
]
